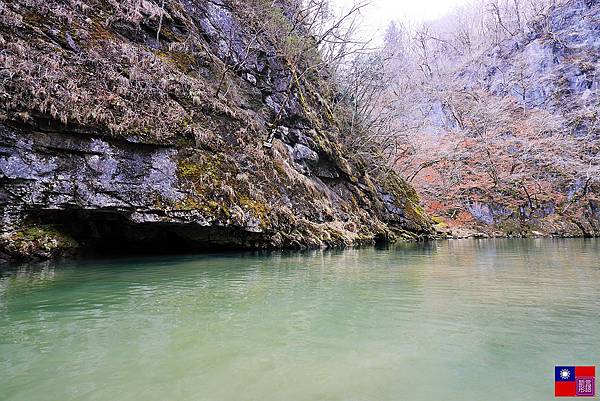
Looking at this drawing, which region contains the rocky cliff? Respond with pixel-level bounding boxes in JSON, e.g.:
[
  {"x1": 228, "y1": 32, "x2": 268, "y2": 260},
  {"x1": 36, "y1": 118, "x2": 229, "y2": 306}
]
[
  {"x1": 454, "y1": 0, "x2": 600, "y2": 237},
  {"x1": 386, "y1": 0, "x2": 599, "y2": 238},
  {"x1": 467, "y1": 0, "x2": 599, "y2": 237},
  {"x1": 0, "y1": 0, "x2": 433, "y2": 261}
]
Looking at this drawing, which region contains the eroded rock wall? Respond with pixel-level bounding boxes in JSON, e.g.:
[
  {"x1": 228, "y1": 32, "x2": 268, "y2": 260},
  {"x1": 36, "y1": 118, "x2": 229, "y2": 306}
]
[{"x1": 0, "y1": 0, "x2": 433, "y2": 261}]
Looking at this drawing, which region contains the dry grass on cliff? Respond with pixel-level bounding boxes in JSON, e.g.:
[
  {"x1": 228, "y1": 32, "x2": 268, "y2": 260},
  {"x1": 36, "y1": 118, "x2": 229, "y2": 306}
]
[{"x1": 0, "y1": 0, "x2": 260, "y2": 145}]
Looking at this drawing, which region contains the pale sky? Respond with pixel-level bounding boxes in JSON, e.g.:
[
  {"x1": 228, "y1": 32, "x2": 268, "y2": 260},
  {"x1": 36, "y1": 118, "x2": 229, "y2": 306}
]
[{"x1": 332, "y1": 0, "x2": 471, "y2": 39}]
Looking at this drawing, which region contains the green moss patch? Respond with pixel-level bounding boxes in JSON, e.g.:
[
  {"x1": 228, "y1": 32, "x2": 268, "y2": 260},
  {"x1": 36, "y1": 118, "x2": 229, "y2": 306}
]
[{"x1": 2, "y1": 225, "x2": 78, "y2": 259}]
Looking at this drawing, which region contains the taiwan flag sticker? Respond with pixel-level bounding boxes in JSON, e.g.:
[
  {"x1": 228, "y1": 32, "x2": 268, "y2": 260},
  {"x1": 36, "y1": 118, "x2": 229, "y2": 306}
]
[{"x1": 555, "y1": 366, "x2": 595, "y2": 397}]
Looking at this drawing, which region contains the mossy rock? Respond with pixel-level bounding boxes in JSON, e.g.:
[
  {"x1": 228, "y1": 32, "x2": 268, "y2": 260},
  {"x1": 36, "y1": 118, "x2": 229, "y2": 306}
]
[
  {"x1": 2, "y1": 225, "x2": 78, "y2": 260},
  {"x1": 431, "y1": 216, "x2": 448, "y2": 228}
]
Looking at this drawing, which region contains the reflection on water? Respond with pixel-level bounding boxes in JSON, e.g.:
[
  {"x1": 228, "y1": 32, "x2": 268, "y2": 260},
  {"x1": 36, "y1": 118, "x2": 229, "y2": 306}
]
[{"x1": 1, "y1": 239, "x2": 599, "y2": 401}]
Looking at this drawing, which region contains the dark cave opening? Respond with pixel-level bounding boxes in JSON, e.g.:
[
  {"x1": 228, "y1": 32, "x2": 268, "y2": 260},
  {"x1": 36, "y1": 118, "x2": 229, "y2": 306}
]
[{"x1": 25, "y1": 209, "x2": 267, "y2": 257}]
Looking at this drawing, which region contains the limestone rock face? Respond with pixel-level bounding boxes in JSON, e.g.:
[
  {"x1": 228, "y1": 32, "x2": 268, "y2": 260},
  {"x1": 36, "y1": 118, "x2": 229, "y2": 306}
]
[
  {"x1": 460, "y1": 0, "x2": 600, "y2": 236},
  {"x1": 0, "y1": 0, "x2": 433, "y2": 261},
  {"x1": 411, "y1": 0, "x2": 600, "y2": 237},
  {"x1": 472, "y1": 0, "x2": 600, "y2": 123}
]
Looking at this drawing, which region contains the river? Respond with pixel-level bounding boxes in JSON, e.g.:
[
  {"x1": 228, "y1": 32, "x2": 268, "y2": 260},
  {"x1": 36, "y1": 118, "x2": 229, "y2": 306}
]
[{"x1": 1, "y1": 239, "x2": 599, "y2": 400}]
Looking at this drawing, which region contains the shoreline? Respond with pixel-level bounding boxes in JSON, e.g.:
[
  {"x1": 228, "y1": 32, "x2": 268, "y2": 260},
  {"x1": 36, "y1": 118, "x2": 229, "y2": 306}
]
[{"x1": 2, "y1": 235, "x2": 598, "y2": 267}]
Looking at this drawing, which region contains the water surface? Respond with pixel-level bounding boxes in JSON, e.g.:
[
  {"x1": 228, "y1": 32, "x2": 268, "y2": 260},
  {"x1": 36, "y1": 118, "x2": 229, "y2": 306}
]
[{"x1": 1, "y1": 239, "x2": 599, "y2": 400}]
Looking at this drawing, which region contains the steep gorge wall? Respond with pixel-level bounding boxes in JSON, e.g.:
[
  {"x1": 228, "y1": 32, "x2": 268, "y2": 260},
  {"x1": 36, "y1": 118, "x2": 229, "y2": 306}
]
[
  {"x1": 406, "y1": 0, "x2": 600, "y2": 237},
  {"x1": 0, "y1": 0, "x2": 433, "y2": 260}
]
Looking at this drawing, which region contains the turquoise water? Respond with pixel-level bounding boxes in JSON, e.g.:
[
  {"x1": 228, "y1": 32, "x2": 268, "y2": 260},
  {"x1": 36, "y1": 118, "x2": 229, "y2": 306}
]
[{"x1": 1, "y1": 239, "x2": 599, "y2": 401}]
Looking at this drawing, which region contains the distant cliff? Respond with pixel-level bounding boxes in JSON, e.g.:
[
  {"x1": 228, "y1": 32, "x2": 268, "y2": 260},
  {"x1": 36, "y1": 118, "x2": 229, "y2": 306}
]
[
  {"x1": 380, "y1": 0, "x2": 599, "y2": 238},
  {"x1": 0, "y1": 0, "x2": 433, "y2": 261},
  {"x1": 451, "y1": 0, "x2": 600, "y2": 237}
]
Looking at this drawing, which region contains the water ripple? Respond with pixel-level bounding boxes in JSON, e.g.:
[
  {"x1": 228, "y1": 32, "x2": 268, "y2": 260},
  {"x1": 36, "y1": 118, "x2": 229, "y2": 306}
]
[{"x1": 0, "y1": 239, "x2": 599, "y2": 401}]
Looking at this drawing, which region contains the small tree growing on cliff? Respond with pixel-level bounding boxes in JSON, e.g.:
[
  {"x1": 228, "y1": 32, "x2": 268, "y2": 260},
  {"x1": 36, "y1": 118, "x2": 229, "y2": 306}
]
[{"x1": 231, "y1": 0, "x2": 371, "y2": 128}]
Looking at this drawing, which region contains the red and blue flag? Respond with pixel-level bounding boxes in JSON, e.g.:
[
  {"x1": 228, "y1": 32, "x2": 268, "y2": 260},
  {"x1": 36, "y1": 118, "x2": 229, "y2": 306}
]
[{"x1": 555, "y1": 366, "x2": 595, "y2": 397}]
